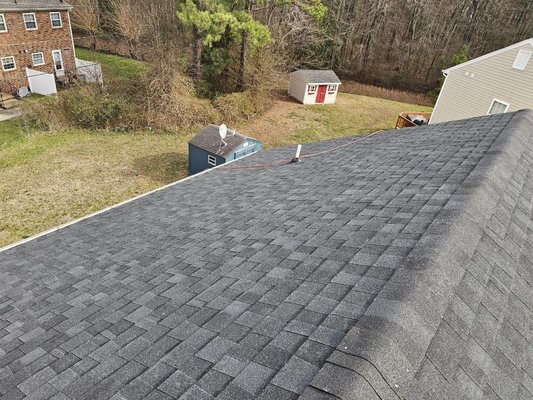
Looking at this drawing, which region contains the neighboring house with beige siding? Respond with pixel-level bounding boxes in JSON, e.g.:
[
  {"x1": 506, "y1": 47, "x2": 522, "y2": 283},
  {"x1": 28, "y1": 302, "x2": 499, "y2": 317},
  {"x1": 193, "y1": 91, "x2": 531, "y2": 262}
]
[{"x1": 430, "y1": 38, "x2": 533, "y2": 124}]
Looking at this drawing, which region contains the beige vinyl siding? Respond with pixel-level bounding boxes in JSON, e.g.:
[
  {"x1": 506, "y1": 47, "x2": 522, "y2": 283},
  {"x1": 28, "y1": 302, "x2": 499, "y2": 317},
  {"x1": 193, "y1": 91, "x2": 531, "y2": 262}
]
[
  {"x1": 430, "y1": 43, "x2": 533, "y2": 124},
  {"x1": 288, "y1": 73, "x2": 308, "y2": 104}
]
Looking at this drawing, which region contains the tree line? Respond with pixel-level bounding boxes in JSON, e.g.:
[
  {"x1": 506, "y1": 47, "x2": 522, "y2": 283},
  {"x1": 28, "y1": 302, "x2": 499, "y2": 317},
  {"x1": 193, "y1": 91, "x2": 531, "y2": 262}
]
[{"x1": 71, "y1": 0, "x2": 533, "y2": 95}]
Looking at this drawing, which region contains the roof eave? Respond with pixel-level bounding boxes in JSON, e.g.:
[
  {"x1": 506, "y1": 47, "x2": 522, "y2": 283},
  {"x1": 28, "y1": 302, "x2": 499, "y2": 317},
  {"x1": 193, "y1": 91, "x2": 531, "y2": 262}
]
[{"x1": 0, "y1": 6, "x2": 72, "y2": 11}]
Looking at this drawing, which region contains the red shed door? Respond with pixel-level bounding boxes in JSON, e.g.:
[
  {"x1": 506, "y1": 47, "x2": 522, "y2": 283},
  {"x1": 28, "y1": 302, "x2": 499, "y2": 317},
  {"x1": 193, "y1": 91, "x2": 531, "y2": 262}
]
[{"x1": 316, "y1": 85, "x2": 327, "y2": 103}]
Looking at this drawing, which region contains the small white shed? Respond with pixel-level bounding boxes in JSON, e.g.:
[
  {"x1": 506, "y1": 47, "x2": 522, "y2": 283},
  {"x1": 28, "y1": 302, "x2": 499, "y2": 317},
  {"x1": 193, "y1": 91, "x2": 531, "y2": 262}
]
[{"x1": 288, "y1": 70, "x2": 341, "y2": 105}]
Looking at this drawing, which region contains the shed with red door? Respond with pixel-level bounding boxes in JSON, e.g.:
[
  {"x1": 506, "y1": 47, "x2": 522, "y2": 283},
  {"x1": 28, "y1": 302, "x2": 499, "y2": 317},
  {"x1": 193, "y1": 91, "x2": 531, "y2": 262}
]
[{"x1": 288, "y1": 69, "x2": 341, "y2": 105}]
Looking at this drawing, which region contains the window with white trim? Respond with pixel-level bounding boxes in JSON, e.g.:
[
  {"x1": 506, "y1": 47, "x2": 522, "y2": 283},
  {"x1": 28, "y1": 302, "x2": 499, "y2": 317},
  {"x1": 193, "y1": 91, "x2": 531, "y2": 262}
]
[
  {"x1": 308, "y1": 84, "x2": 317, "y2": 94},
  {"x1": 32, "y1": 52, "x2": 45, "y2": 66},
  {"x1": 328, "y1": 84, "x2": 337, "y2": 94},
  {"x1": 50, "y1": 12, "x2": 62, "y2": 28},
  {"x1": 207, "y1": 155, "x2": 217, "y2": 166},
  {"x1": 488, "y1": 99, "x2": 509, "y2": 115},
  {"x1": 0, "y1": 14, "x2": 7, "y2": 32},
  {"x1": 1, "y1": 56, "x2": 16, "y2": 71},
  {"x1": 512, "y1": 49, "x2": 532, "y2": 71},
  {"x1": 23, "y1": 13, "x2": 37, "y2": 30}
]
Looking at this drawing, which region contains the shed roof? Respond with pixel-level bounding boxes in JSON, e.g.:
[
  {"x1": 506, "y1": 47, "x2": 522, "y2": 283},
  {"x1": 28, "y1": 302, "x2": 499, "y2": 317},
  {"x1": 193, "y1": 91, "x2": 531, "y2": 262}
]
[
  {"x1": 0, "y1": 0, "x2": 72, "y2": 11},
  {"x1": 292, "y1": 69, "x2": 342, "y2": 84},
  {"x1": 1, "y1": 110, "x2": 533, "y2": 399},
  {"x1": 189, "y1": 124, "x2": 255, "y2": 159}
]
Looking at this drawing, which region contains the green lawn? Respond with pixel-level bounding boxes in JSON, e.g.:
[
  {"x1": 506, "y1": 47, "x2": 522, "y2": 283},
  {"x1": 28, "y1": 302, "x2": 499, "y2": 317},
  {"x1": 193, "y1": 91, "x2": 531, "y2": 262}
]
[
  {"x1": 0, "y1": 61, "x2": 432, "y2": 248},
  {"x1": 75, "y1": 47, "x2": 147, "y2": 83},
  {"x1": 0, "y1": 122, "x2": 194, "y2": 247},
  {"x1": 238, "y1": 93, "x2": 433, "y2": 148}
]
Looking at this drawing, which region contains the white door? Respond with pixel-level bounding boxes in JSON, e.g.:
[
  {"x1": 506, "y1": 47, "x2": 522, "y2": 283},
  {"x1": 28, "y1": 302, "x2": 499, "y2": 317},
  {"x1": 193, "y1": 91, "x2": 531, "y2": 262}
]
[{"x1": 52, "y1": 50, "x2": 64, "y2": 77}]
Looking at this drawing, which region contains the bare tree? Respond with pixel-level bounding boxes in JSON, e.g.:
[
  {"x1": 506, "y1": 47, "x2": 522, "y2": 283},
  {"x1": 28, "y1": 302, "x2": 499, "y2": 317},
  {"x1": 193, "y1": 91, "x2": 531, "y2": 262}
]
[
  {"x1": 70, "y1": 0, "x2": 100, "y2": 50},
  {"x1": 108, "y1": 0, "x2": 147, "y2": 58}
]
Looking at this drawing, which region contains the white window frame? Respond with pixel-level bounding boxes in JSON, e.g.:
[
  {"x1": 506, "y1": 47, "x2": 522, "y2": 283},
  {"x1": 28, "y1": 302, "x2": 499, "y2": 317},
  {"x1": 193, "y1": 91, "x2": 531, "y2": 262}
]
[
  {"x1": 0, "y1": 14, "x2": 7, "y2": 33},
  {"x1": 32, "y1": 52, "x2": 45, "y2": 66},
  {"x1": 308, "y1": 84, "x2": 317, "y2": 94},
  {"x1": 1, "y1": 56, "x2": 16, "y2": 71},
  {"x1": 23, "y1": 13, "x2": 38, "y2": 30},
  {"x1": 512, "y1": 49, "x2": 532, "y2": 71},
  {"x1": 328, "y1": 84, "x2": 337, "y2": 94},
  {"x1": 52, "y1": 49, "x2": 64, "y2": 72},
  {"x1": 207, "y1": 155, "x2": 217, "y2": 166},
  {"x1": 50, "y1": 12, "x2": 62, "y2": 28},
  {"x1": 487, "y1": 98, "x2": 510, "y2": 115}
]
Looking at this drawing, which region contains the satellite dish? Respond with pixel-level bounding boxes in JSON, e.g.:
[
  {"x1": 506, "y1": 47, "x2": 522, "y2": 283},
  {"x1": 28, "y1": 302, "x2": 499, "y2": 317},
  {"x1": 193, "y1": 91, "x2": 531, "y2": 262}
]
[{"x1": 219, "y1": 124, "x2": 227, "y2": 140}]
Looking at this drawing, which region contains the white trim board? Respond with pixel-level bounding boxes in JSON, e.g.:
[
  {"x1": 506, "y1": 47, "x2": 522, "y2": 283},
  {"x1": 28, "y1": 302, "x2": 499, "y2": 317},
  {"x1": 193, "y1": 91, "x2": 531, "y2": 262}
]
[
  {"x1": 428, "y1": 73, "x2": 450, "y2": 124},
  {"x1": 0, "y1": 152, "x2": 258, "y2": 254},
  {"x1": 443, "y1": 38, "x2": 533, "y2": 74}
]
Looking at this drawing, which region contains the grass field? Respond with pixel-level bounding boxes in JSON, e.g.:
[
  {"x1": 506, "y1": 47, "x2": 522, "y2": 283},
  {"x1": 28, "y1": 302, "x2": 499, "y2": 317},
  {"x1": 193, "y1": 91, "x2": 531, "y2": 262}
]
[
  {"x1": 75, "y1": 48, "x2": 147, "y2": 84},
  {"x1": 0, "y1": 52, "x2": 432, "y2": 248}
]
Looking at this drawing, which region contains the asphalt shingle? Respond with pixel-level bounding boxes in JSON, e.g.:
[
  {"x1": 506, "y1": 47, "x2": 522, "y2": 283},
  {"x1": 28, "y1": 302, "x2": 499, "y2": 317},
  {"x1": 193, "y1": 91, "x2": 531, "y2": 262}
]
[{"x1": 1, "y1": 110, "x2": 533, "y2": 399}]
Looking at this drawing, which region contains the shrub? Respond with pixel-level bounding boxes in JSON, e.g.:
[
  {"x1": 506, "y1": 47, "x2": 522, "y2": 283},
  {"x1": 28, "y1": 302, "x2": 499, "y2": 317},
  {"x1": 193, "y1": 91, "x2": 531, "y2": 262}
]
[
  {"x1": 213, "y1": 89, "x2": 272, "y2": 123},
  {"x1": 138, "y1": 50, "x2": 220, "y2": 130},
  {"x1": 60, "y1": 85, "x2": 132, "y2": 129}
]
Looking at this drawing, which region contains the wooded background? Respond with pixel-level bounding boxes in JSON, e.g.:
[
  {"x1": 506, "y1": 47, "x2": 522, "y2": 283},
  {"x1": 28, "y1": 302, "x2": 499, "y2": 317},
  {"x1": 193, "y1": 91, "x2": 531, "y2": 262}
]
[{"x1": 71, "y1": 0, "x2": 533, "y2": 94}]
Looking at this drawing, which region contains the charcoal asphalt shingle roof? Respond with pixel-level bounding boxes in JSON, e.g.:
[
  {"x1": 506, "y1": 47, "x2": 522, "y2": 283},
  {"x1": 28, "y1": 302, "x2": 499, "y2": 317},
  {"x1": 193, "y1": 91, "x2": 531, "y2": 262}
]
[
  {"x1": 189, "y1": 125, "x2": 252, "y2": 158},
  {"x1": 1, "y1": 110, "x2": 533, "y2": 399},
  {"x1": 293, "y1": 70, "x2": 342, "y2": 84},
  {"x1": 0, "y1": 0, "x2": 72, "y2": 12}
]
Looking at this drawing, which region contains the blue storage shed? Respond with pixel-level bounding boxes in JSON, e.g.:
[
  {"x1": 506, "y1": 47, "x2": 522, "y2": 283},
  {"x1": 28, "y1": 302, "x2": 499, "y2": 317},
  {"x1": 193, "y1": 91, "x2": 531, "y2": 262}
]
[{"x1": 188, "y1": 124, "x2": 263, "y2": 175}]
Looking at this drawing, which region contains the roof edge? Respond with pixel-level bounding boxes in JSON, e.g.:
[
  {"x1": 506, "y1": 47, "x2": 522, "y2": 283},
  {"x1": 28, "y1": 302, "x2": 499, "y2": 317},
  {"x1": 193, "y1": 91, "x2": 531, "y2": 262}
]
[
  {"x1": 0, "y1": 150, "x2": 259, "y2": 255},
  {"x1": 0, "y1": 6, "x2": 72, "y2": 12},
  {"x1": 308, "y1": 110, "x2": 533, "y2": 399},
  {"x1": 443, "y1": 38, "x2": 533, "y2": 74}
]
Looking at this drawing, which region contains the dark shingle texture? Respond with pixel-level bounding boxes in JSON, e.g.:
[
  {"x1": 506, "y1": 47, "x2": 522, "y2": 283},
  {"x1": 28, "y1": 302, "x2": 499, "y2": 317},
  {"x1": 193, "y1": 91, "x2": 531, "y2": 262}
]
[
  {"x1": 1, "y1": 110, "x2": 533, "y2": 399},
  {"x1": 294, "y1": 70, "x2": 341, "y2": 84},
  {"x1": 189, "y1": 125, "x2": 250, "y2": 158},
  {"x1": 0, "y1": 0, "x2": 72, "y2": 11}
]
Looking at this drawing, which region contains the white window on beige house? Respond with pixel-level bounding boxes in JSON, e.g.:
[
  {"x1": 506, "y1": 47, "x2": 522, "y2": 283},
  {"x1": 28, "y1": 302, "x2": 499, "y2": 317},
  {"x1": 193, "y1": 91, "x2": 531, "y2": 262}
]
[
  {"x1": 50, "y1": 12, "x2": 62, "y2": 28},
  {"x1": 0, "y1": 14, "x2": 7, "y2": 32},
  {"x1": 23, "y1": 13, "x2": 38, "y2": 30},
  {"x1": 488, "y1": 99, "x2": 509, "y2": 115},
  {"x1": 512, "y1": 49, "x2": 532, "y2": 71},
  {"x1": 1, "y1": 56, "x2": 16, "y2": 71},
  {"x1": 32, "y1": 52, "x2": 45, "y2": 66}
]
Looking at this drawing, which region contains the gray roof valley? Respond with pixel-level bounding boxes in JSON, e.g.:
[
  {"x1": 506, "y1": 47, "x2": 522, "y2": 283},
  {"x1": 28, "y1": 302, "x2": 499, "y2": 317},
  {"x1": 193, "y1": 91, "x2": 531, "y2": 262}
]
[{"x1": 1, "y1": 110, "x2": 533, "y2": 399}]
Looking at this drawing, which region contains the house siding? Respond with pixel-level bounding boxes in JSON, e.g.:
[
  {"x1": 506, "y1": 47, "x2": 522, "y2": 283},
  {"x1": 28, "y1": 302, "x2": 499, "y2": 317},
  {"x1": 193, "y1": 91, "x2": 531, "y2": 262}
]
[
  {"x1": 430, "y1": 42, "x2": 533, "y2": 124},
  {"x1": 188, "y1": 144, "x2": 226, "y2": 175},
  {"x1": 0, "y1": 9, "x2": 75, "y2": 94},
  {"x1": 288, "y1": 73, "x2": 307, "y2": 103}
]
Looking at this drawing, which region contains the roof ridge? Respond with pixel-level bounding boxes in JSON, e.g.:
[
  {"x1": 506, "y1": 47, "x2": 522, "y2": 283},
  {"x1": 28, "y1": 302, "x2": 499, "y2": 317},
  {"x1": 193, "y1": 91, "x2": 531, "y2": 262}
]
[{"x1": 306, "y1": 110, "x2": 533, "y2": 399}]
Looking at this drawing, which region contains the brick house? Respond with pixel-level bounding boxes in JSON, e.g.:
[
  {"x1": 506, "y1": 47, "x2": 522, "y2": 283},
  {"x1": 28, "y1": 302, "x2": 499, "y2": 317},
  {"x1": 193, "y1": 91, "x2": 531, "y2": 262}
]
[{"x1": 0, "y1": 0, "x2": 75, "y2": 94}]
